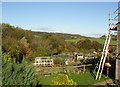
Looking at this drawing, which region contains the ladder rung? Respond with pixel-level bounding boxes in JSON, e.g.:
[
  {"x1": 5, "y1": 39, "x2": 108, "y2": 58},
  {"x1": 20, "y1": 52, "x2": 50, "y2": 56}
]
[{"x1": 96, "y1": 28, "x2": 112, "y2": 80}]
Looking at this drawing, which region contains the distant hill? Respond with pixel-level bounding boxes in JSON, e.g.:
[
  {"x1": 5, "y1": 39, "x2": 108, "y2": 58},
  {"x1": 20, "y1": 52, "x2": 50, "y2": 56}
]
[
  {"x1": 2, "y1": 23, "x2": 117, "y2": 63},
  {"x1": 33, "y1": 31, "x2": 87, "y2": 40},
  {"x1": 33, "y1": 31, "x2": 117, "y2": 46},
  {"x1": 2, "y1": 23, "x2": 117, "y2": 46}
]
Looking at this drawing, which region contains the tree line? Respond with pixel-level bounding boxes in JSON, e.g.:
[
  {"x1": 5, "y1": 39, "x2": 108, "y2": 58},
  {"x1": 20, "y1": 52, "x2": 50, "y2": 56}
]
[{"x1": 1, "y1": 23, "x2": 105, "y2": 63}]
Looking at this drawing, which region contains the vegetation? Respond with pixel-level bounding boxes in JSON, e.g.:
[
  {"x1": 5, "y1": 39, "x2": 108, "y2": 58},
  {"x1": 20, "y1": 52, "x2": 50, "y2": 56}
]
[
  {"x1": 51, "y1": 74, "x2": 77, "y2": 85},
  {"x1": 76, "y1": 39, "x2": 103, "y2": 52},
  {"x1": 65, "y1": 38, "x2": 117, "y2": 45},
  {"x1": 2, "y1": 53, "x2": 38, "y2": 86},
  {"x1": 90, "y1": 38, "x2": 117, "y2": 45},
  {"x1": 2, "y1": 23, "x2": 68, "y2": 62},
  {"x1": 53, "y1": 58, "x2": 65, "y2": 65},
  {"x1": 1, "y1": 23, "x2": 116, "y2": 86},
  {"x1": 2, "y1": 23, "x2": 110, "y2": 62},
  {"x1": 2, "y1": 23, "x2": 117, "y2": 58},
  {"x1": 37, "y1": 67, "x2": 111, "y2": 85}
]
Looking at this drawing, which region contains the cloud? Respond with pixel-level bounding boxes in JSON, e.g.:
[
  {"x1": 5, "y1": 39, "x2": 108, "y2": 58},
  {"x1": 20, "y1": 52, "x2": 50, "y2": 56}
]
[
  {"x1": 81, "y1": 33, "x2": 106, "y2": 38},
  {"x1": 34, "y1": 27, "x2": 55, "y2": 32}
]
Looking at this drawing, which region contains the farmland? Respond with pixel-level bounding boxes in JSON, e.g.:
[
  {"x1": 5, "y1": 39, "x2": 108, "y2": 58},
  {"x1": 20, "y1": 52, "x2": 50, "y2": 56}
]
[{"x1": 65, "y1": 38, "x2": 117, "y2": 45}]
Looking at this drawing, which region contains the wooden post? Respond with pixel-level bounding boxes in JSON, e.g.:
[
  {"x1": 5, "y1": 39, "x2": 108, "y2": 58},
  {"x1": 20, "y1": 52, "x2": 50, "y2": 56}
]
[
  {"x1": 107, "y1": 52, "x2": 109, "y2": 77},
  {"x1": 83, "y1": 65, "x2": 85, "y2": 72},
  {"x1": 116, "y1": 1, "x2": 120, "y2": 81}
]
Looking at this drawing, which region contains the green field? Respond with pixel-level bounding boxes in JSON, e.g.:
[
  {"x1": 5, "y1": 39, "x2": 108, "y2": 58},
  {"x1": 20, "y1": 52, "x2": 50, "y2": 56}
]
[
  {"x1": 90, "y1": 38, "x2": 117, "y2": 45},
  {"x1": 68, "y1": 71, "x2": 110, "y2": 85},
  {"x1": 36, "y1": 66, "x2": 111, "y2": 85},
  {"x1": 65, "y1": 38, "x2": 117, "y2": 45},
  {"x1": 37, "y1": 71, "x2": 110, "y2": 85}
]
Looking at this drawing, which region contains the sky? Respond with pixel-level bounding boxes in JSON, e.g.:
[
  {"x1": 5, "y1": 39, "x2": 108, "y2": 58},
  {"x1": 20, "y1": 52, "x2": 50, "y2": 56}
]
[
  {"x1": 2, "y1": 2, "x2": 118, "y2": 37},
  {"x1": 1, "y1": 0, "x2": 119, "y2": 2}
]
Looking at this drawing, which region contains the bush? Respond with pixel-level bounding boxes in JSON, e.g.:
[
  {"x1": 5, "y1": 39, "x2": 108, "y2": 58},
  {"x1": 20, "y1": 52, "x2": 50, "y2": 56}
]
[
  {"x1": 53, "y1": 58, "x2": 65, "y2": 65},
  {"x1": 2, "y1": 58, "x2": 38, "y2": 86},
  {"x1": 51, "y1": 74, "x2": 77, "y2": 85}
]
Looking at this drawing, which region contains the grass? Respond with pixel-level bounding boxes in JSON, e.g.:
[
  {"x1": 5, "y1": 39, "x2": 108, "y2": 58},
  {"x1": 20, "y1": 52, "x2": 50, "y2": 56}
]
[
  {"x1": 65, "y1": 38, "x2": 117, "y2": 45},
  {"x1": 90, "y1": 38, "x2": 117, "y2": 45},
  {"x1": 65, "y1": 39, "x2": 80, "y2": 43},
  {"x1": 37, "y1": 68, "x2": 111, "y2": 85},
  {"x1": 38, "y1": 75, "x2": 54, "y2": 85},
  {"x1": 68, "y1": 71, "x2": 110, "y2": 85}
]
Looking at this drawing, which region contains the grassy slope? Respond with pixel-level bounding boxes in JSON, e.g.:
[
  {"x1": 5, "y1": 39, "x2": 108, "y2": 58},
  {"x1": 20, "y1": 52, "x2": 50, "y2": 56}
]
[
  {"x1": 65, "y1": 38, "x2": 117, "y2": 45},
  {"x1": 37, "y1": 71, "x2": 110, "y2": 85},
  {"x1": 68, "y1": 71, "x2": 110, "y2": 85},
  {"x1": 90, "y1": 38, "x2": 117, "y2": 45}
]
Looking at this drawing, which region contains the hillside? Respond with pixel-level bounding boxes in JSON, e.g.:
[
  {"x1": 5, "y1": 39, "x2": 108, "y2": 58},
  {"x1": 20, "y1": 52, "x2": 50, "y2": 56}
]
[
  {"x1": 2, "y1": 23, "x2": 116, "y2": 46},
  {"x1": 33, "y1": 31, "x2": 87, "y2": 40},
  {"x1": 2, "y1": 23, "x2": 84, "y2": 61},
  {"x1": 28, "y1": 29, "x2": 117, "y2": 46},
  {"x1": 2, "y1": 23, "x2": 117, "y2": 61}
]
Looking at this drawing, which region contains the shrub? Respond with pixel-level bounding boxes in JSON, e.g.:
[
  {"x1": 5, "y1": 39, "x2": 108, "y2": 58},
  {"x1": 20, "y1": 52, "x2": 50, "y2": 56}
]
[
  {"x1": 51, "y1": 74, "x2": 77, "y2": 85},
  {"x1": 2, "y1": 58, "x2": 38, "y2": 86},
  {"x1": 53, "y1": 58, "x2": 65, "y2": 65}
]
